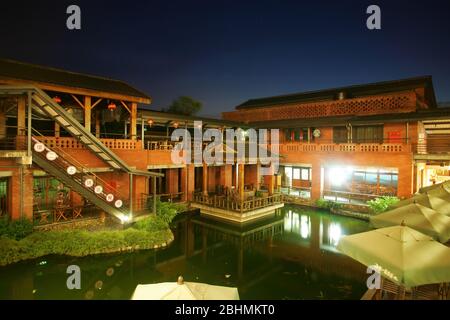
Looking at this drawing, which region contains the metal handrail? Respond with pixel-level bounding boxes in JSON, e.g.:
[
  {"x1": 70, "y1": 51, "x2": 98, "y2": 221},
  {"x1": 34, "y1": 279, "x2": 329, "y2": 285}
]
[{"x1": 30, "y1": 135, "x2": 130, "y2": 212}]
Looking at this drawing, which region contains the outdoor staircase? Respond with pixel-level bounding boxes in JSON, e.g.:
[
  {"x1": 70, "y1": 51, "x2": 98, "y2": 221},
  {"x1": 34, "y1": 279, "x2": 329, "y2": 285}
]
[
  {"x1": 31, "y1": 136, "x2": 130, "y2": 222},
  {"x1": 30, "y1": 88, "x2": 131, "y2": 171},
  {"x1": 0, "y1": 85, "x2": 164, "y2": 222}
]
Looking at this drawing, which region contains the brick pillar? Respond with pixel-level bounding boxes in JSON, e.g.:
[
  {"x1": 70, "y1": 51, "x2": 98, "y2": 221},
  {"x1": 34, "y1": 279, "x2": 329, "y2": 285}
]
[
  {"x1": 181, "y1": 164, "x2": 195, "y2": 201},
  {"x1": 10, "y1": 167, "x2": 33, "y2": 221},
  {"x1": 311, "y1": 162, "x2": 322, "y2": 201}
]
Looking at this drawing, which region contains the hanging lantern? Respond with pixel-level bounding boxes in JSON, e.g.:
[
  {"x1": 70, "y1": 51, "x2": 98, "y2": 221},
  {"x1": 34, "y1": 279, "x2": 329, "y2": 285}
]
[
  {"x1": 67, "y1": 166, "x2": 77, "y2": 175},
  {"x1": 46, "y1": 151, "x2": 58, "y2": 161},
  {"x1": 84, "y1": 178, "x2": 94, "y2": 188},
  {"x1": 34, "y1": 142, "x2": 45, "y2": 153},
  {"x1": 114, "y1": 199, "x2": 123, "y2": 208},
  {"x1": 147, "y1": 119, "x2": 154, "y2": 127},
  {"x1": 108, "y1": 101, "x2": 117, "y2": 112},
  {"x1": 94, "y1": 185, "x2": 103, "y2": 194},
  {"x1": 53, "y1": 96, "x2": 62, "y2": 104}
]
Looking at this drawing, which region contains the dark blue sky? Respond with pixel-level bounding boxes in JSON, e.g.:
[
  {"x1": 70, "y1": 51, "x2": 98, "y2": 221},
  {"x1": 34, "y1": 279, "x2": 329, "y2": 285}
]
[{"x1": 1, "y1": 0, "x2": 450, "y2": 116}]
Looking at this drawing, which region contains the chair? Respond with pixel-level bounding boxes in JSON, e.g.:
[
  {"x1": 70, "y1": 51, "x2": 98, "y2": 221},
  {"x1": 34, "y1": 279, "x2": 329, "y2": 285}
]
[{"x1": 379, "y1": 278, "x2": 406, "y2": 300}]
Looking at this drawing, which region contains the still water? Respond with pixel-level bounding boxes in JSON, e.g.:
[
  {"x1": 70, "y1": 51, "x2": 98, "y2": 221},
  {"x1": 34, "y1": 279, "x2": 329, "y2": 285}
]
[{"x1": 0, "y1": 205, "x2": 371, "y2": 300}]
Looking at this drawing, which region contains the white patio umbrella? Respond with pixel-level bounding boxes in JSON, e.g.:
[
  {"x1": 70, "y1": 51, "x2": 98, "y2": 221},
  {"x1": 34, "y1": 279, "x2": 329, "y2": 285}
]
[
  {"x1": 337, "y1": 225, "x2": 450, "y2": 288},
  {"x1": 419, "y1": 181, "x2": 450, "y2": 194},
  {"x1": 393, "y1": 187, "x2": 450, "y2": 216},
  {"x1": 131, "y1": 276, "x2": 240, "y2": 300},
  {"x1": 370, "y1": 203, "x2": 450, "y2": 243}
]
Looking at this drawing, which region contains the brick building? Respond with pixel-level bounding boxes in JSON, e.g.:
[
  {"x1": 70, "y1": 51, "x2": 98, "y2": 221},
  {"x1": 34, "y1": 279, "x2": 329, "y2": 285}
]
[{"x1": 1, "y1": 59, "x2": 450, "y2": 224}]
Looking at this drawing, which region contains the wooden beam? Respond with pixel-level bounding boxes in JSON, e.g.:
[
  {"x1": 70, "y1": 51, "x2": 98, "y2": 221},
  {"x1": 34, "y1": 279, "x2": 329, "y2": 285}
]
[
  {"x1": 91, "y1": 98, "x2": 103, "y2": 109},
  {"x1": 120, "y1": 100, "x2": 131, "y2": 114},
  {"x1": 84, "y1": 96, "x2": 92, "y2": 132},
  {"x1": 0, "y1": 79, "x2": 151, "y2": 104},
  {"x1": 70, "y1": 94, "x2": 85, "y2": 109}
]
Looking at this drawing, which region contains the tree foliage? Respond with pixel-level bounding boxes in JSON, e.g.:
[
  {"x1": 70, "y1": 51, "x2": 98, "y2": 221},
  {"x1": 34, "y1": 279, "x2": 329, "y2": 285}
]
[{"x1": 166, "y1": 96, "x2": 202, "y2": 115}]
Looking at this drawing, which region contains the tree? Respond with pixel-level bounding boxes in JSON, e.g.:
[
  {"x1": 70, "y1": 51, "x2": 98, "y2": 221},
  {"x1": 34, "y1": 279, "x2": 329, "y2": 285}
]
[{"x1": 166, "y1": 96, "x2": 202, "y2": 116}]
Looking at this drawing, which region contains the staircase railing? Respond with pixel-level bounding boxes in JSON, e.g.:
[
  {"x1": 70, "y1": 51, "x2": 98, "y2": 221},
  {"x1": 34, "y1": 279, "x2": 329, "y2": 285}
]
[{"x1": 30, "y1": 129, "x2": 131, "y2": 221}]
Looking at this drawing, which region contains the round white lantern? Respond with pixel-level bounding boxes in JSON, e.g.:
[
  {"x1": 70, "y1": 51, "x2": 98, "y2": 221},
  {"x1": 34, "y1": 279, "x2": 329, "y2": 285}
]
[
  {"x1": 46, "y1": 151, "x2": 58, "y2": 161},
  {"x1": 94, "y1": 185, "x2": 103, "y2": 194},
  {"x1": 106, "y1": 194, "x2": 114, "y2": 202},
  {"x1": 34, "y1": 143, "x2": 45, "y2": 153},
  {"x1": 114, "y1": 200, "x2": 123, "y2": 208},
  {"x1": 84, "y1": 178, "x2": 94, "y2": 188},
  {"x1": 67, "y1": 166, "x2": 77, "y2": 175}
]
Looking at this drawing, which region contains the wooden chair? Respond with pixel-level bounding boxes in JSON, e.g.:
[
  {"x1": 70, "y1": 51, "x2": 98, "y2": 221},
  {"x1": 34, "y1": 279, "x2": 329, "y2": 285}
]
[{"x1": 380, "y1": 278, "x2": 406, "y2": 300}]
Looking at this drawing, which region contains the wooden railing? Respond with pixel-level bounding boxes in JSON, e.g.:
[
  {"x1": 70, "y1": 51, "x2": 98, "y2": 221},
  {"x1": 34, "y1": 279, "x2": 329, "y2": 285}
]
[
  {"x1": 280, "y1": 142, "x2": 410, "y2": 153},
  {"x1": 34, "y1": 136, "x2": 141, "y2": 150},
  {"x1": 192, "y1": 192, "x2": 283, "y2": 213}
]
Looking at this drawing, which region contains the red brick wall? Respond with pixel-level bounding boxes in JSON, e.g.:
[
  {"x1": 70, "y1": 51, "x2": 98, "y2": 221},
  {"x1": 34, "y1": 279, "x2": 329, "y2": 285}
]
[{"x1": 223, "y1": 92, "x2": 418, "y2": 123}]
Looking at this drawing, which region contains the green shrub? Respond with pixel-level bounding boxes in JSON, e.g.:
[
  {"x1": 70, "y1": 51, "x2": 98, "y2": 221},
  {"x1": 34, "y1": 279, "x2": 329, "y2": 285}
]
[
  {"x1": 0, "y1": 217, "x2": 33, "y2": 240},
  {"x1": 367, "y1": 196, "x2": 400, "y2": 214},
  {"x1": 315, "y1": 199, "x2": 343, "y2": 210}
]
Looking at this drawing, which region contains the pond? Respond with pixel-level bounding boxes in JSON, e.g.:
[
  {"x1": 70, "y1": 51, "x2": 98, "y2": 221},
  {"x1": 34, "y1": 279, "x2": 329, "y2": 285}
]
[{"x1": 0, "y1": 205, "x2": 371, "y2": 300}]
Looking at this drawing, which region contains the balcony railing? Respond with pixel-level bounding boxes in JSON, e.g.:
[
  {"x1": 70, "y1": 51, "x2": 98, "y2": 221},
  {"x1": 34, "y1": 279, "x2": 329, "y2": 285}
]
[
  {"x1": 192, "y1": 192, "x2": 283, "y2": 213},
  {"x1": 33, "y1": 136, "x2": 141, "y2": 151},
  {"x1": 280, "y1": 141, "x2": 411, "y2": 153}
]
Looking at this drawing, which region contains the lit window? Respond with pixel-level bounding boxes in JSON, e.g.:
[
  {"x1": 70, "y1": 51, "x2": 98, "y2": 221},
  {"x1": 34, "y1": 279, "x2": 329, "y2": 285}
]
[
  {"x1": 301, "y1": 168, "x2": 310, "y2": 181},
  {"x1": 293, "y1": 168, "x2": 300, "y2": 180}
]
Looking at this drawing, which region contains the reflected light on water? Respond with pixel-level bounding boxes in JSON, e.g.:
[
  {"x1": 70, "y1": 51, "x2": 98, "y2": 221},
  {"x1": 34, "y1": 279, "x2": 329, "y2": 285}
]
[
  {"x1": 300, "y1": 215, "x2": 310, "y2": 239},
  {"x1": 328, "y1": 223, "x2": 343, "y2": 247}
]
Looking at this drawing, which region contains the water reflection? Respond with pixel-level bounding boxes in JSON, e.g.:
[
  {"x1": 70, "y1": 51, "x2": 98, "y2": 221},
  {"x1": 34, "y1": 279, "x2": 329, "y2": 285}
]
[{"x1": 0, "y1": 205, "x2": 370, "y2": 300}]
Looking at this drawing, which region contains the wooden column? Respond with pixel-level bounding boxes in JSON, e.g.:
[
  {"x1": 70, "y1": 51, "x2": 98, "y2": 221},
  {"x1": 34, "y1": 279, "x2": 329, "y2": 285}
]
[
  {"x1": 0, "y1": 104, "x2": 6, "y2": 139},
  {"x1": 17, "y1": 96, "x2": 26, "y2": 136},
  {"x1": 95, "y1": 109, "x2": 101, "y2": 138},
  {"x1": 54, "y1": 123, "x2": 60, "y2": 137},
  {"x1": 202, "y1": 162, "x2": 208, "y2": 196},
  {"x1": 239, "y1": 163, "x2": 245, "y2": 203},
  {"x1": 84, "y1": 96, "x2": 92, "y2": 132},
  {"x1": 130, "y1": 102, "x2": 137, "y2": 141},
  {"x1": 153, "y1": 176, "x2": 157, "y2": 214}
]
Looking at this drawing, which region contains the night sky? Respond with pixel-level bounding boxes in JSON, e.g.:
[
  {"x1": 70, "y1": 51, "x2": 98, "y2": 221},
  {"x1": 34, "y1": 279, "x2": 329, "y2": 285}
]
[{"x1": 1, "y1": 0, "x2": 450, "y2": 116}]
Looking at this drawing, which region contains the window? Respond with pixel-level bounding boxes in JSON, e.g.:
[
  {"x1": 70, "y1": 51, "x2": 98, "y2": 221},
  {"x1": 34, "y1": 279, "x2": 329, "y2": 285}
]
[
  {"x1": 293, "y1": 168, "x2": 301, "y2": 180},
  {"x1": 301, "y1": 168, "x2": 310, "y2": 181},
  {"x1": 0, "y1": 177, "x2": 8, "y2": 218},
  {"x1": 333, "y1": 126, "x2": 348, "y2": 143},
  {"x1": 352, "y1": 125, "x2": 383, "y2": 143}
]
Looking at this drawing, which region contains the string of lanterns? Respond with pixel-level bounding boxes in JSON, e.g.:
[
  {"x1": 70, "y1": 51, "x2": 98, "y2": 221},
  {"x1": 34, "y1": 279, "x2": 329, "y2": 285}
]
[{"x1": 33, "y1": 141, "x2": 123, "y2": 209}]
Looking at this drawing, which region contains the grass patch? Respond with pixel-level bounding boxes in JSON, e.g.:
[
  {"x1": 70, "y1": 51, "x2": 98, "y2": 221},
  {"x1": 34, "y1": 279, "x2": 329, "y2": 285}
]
[{"x1": 0, "y1": 202, "x2": 185, "y2": 266}]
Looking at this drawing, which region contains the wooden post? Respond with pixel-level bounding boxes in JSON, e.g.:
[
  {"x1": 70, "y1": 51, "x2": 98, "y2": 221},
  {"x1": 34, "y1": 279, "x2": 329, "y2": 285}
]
[
  {"x1": 130, "y1": 102, "x2": 137, "y2": 141},
  {"x1": 202, "y1": 162, "x2": 208, "y2": 196},
  {"x1": 153, "y1": 176, "x2": 157, "y2": 214},
  {"x1": 95, "y1": 109, "x2": 101, "y2": 138},
  {"x1": 239, "y1": 163, "x2": 245, "y2": 204},
  {"x1": 84, "y1": 96, "x2": 92, "y2": 132},
  {"x1": 17, "y1": 96, "x2": 26, "y2": 136},
  {"x1": 54, "y1": 123, "x2": 60, "y2": 137}
]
